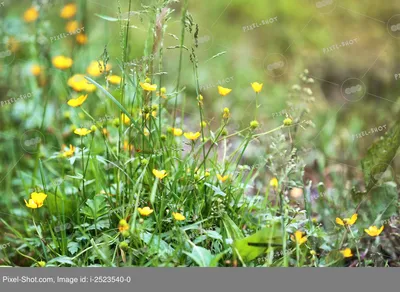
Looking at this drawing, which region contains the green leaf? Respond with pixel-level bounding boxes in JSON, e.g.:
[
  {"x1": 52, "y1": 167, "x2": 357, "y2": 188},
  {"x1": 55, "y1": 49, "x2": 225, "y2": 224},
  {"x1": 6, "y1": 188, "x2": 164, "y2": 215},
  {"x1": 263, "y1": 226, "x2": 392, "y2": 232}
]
[
  {"x1": 361, "y1": 122, "x2": 400, "y2": 189},
  {"x1": 205, "y1": 183, "x2": 226, "y2": 197},
  {"x1": 48, "y1": 256, "x2": 76, "y2": 266},
  {"x1": 184, "y1": 246, "x2": 213, "y2": 267},
  {"x1": 81, "y1": 195, "x2": 109, "y2": 219},
  {"x1": 222, "y1": 214, "x2": 244, "y2": 240},
  {"x1": 359, "y1": 182, "x2": 398, "y2": 222},
  {"x1": 234, "y1": 222, "x2": 282, "y2": 262},
  {"x1": 67, "y1": 242, "x2": 79, "y2": 255}
]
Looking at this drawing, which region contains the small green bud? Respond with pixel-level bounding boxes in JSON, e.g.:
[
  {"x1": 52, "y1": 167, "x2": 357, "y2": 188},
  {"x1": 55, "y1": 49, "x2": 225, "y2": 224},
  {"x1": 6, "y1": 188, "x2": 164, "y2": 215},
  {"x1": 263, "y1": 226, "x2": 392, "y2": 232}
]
[
  {"x1": 283, "y1": 118, "x2": 292, "y2": 126},
  {"x1": 119, "y1": 241, "x2": 129, "y2": 251},
  {"x1": 121, "y1": 230, "x2": 130, "y2": 238},
  {"x1": 141, "y1": 159, "x2": 148, "y2": 166},
  {"x1": 250, "y1": 120, "x2": 259, "y2": 129},
  {"x1": 112, "y1": 118, "x2": 120, "y2": 127}
]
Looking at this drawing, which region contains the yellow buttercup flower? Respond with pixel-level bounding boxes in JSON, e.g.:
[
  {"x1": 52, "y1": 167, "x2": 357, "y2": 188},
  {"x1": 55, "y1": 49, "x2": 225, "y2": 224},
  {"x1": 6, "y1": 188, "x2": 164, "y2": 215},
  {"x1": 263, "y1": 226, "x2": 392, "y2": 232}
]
[
  {"x1": 269, "y1": 177, "x2": 278, "y2": 189},
  {"x1": 74, "y1": 128, "x2": 92, "y2": 136},
  {"x1": 336, "y1": 214, "x2": 358, "y2": 226},
  {"x1": 184, "y1": 132, "x2": 201, "y2": 141},
  {"x1": 107, "y1": 75, "x2": 122, "y2": 85},
  {"x1": 171, "y1": 128, "x2": 183, "y2": 136},
  {"x1": 30, "y1": 64, "x2": 41, "y2": 76},
  {"x1": 123, "y1": 141, "x2": 134, "y2": 152},
  {"x1": 67, "y1": 74, "x2": 95, "y2": 92},
  {"x1": 121, "y1": 113, "x2": 131, "y2": 125},
  {"x1": 85, "y1": 83, "x2": 96, "y2": 92},
  {"x1": 76, "y1": 33, "x2": 87, "y2": 45},
  {"x1": 251, "y1": 82, "x2": 263, "y2": 93},
  {"x1": 60, "y1": 3, "x2": 77, "y2": 19},
  {"x1": 291, "y1": 230, "x2": 307, "y2": 245},
  {"x1": 62, "y1": 144, "x2": 76, "y2": 158},
  {"x1": 139, "y1": 82, "x2": 157, "y2": 91},
  {"x1": 152, "y1": 169, "x2": 167, "y2": 180},
  {"x1": 118, "y1": 219, "x2": 129, "y2": 232},
  {"x1": 65, "y1": 20, "x2": 79, "y2": 33},
  {"x1": 217, "y1": 174, "x2": 229, "y2": 182},
  {"x1": 340, "y1": 248, "x2": 353, "y2": 258},
  {"x1": 364, "y1": 225, "x2": 384, "y2": 237},
  {"x1": 138, "y1": 207, "x2": 154, "y2": 216},
  {"x1": 86, "y1": 61, "x2": 111, "y2": 77},
  {"x1": 172, "y1": 212, "x2": 185, "y2": 221},
  {"x1": 23, "y1": 7, "x2": 39, "y2": 23},
  {"x1": 52, "y1": 56, "x2": 73, "y2": 70},
  {"x1": 217, "y1": 86, "x2": 232, "y2": 96},
  {"x1": 24, "y1": 192, "x2": 47, "y2": 209},
  {"x1": 67, "y1": 94, "x2": 88, "y2": 107}
]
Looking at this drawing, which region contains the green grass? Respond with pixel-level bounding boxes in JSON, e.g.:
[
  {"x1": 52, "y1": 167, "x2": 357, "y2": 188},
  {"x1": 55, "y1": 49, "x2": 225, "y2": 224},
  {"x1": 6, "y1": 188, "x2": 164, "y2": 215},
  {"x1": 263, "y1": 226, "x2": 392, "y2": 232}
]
[{"x1": 0, "y1": 0, "x2": 399, "y2": 267}]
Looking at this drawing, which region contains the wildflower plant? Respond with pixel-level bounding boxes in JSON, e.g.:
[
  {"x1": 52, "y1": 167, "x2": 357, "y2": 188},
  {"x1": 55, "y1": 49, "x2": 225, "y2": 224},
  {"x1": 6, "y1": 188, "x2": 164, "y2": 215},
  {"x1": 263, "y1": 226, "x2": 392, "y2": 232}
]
[{"x1": 0, "y1": 0, "x2": 399, "y2": 269}]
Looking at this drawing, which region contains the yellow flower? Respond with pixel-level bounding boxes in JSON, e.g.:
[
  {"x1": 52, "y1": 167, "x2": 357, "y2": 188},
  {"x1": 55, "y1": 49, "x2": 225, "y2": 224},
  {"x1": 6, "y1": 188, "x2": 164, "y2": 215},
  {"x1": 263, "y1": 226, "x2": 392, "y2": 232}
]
[
  {"x1": 290, "y1": 230, "x2": 307, "y2": 245},
  {"x1": 140, "y1": 82, "x2": 157, "y2": 91},
  {"x1": 336, "y1": 214, "x2": 358, "y2": 226},
  {"x1": 65, "y1": 20, "x2": 79, "y2": 33},
  {"x1": 152, "y1": 169, "x2": 167, "y2": 180},
  {"x1": 67, "y1": 74, "x2": 95, "y2": 92},
  {"x1": 121, "y1": 113, "x2": 131, "y2": 125},
  {"x1": 269, "y1": 177, "x2": 278, "y2": 189},
  {"x1": 67, "y1": 94, "x2": 88, "y2": 107},
  {"x1": 60, "y1": 3, "x2": 77, "y2": 19},
  {"x1": 184, "y1": 132, "x2": 201, "y2": 141},
  {"x1": 85, "y1": 83, "x2": 96, "y2": 92},
  {"x1": 172, "y1": 212, "x2": 185, "y2": 221},
  {"x1": 23, "y1": 7, "x2": 39, "y2": 23},
  {"x1": 217, "y1": 174, "x2": 229, "y2": 182},
  {"x1": 74, "y1": 128, "x2": 92, "y2": 136},
  {"x1": 144, "y1": 128, "x2": 150, "y2": 136},
  {"x1": 340, "y1": 248, "x2": 353, "y2": 258},
  {"x1": 364, "y1": 225, "x2": 384, "y2": 237},
  {"x1": 123, "y1": 141, "x2": 134, "y2": 152},
  {"x1": 251, "y1": 82, "x2": 263, "y2": 93},
  {"x1": 171, "y1": 128, "x2": 183, "y2": 136},
  {"x1": 24, "y1": 192, "x2": 47, "y2": 209},
  {"x1": 30, "y1": 64, "x2": 41, "y2": 76},
  {"x1": 86, "y1": 61, "x2": 111, "y2": 77},
  {"x1": 118, "y1": 219, "x2": 129, "y2": 232},
  {"x1": 52, "y1": 56, "x2": 73, "y2": 70},
  {"x1": 138, "y1": 207, "x2": 154, "y2": 216},
  {"x1": 76, "y1": 33, "x2": 87, "y2": 45},
  {"x1": 62, "y1": 144, "x2": 76, "y2": 158},
  {"x1": 157, "y1": 87, "x2": 167, "y2": 99},
  {"x1": 218, "y1": 86, "x2": 232, "y2": 96},
  {"x1": 107, "y1": 75, "x2": 122, "y2": 85}
]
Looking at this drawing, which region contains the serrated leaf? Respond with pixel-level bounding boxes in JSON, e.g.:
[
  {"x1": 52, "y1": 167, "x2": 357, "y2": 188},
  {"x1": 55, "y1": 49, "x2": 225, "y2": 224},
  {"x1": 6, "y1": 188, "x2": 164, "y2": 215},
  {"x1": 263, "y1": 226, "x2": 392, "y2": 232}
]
[{"x1": 67, "y1": 242, "x2": 79, "y2": 255}]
